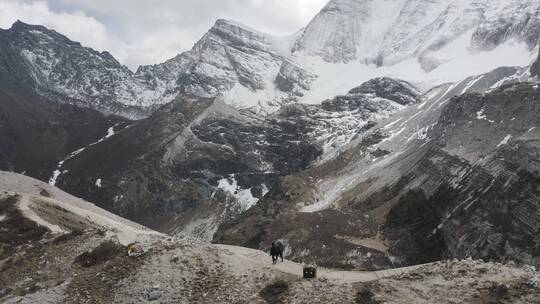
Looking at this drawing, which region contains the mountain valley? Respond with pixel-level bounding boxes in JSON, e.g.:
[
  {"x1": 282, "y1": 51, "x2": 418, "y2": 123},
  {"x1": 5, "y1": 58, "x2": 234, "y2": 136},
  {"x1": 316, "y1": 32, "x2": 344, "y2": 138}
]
[{"x1": 1, "y1": 0, "x2": 540, "y2": 302}]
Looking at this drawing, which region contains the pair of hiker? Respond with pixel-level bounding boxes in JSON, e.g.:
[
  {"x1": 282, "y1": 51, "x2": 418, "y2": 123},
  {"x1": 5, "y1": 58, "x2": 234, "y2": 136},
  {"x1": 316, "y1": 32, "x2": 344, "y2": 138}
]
[{"x1": 269, "y1": 241, "x2": 284, "y2": 264}]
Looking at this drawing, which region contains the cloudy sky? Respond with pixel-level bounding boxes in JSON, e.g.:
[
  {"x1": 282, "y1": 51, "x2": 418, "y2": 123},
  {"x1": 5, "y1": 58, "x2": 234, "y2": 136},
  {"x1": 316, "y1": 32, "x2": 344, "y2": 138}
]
[{"x1": 0, "y1": 0, "x2": 328, "y2": 70}]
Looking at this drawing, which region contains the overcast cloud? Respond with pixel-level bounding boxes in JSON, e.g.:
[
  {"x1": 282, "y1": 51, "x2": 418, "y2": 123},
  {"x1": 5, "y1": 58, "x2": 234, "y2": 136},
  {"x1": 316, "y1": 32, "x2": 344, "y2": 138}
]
[{"x1": 0, "y1": 0, "x2": 328, "y2": 70}]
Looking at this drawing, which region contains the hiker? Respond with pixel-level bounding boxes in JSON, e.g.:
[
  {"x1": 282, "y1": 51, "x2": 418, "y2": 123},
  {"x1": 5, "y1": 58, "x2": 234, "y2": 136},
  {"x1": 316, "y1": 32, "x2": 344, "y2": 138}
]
[{"x1": 270, "y1": 241, "x2": 284, "y2": 264}]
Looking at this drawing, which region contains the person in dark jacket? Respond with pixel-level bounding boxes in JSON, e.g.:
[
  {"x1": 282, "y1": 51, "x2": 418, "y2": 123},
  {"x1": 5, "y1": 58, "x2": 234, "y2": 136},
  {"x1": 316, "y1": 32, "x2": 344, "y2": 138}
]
[{"x1": 270, "y1": 241, "x2": 284, "y2": 264}]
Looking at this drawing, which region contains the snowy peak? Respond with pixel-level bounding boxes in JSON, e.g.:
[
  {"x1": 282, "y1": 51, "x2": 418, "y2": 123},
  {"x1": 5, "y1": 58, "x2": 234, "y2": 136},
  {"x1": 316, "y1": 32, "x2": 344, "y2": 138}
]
[
  {"x1": 294, "y1": 0, "x2": 540, "y2": 68},
  {"x1": 0, "y1": 20, "x2": 162, "y2": 118},
  {"x1": 8, "y1": 20, "x2": 74, "y2": 44},
  {"x1": 2, "y1": 1, "x2": 539, "y2": 117},
  {"x1": 293, "y1": 0, "x2": 407, "y2": 63},
  {"x1": 137, "y1": 18, "x2": 312, "y2": 111},
  {"x1": 209, "y1": 19, "x2": 274, "y2": 50}
]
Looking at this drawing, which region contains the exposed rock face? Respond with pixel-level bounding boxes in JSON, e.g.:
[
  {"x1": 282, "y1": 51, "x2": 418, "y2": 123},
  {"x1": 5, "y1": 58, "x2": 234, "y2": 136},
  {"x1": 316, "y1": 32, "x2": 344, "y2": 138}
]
[
  {"x1": 274, "y1": 61, "x2": 317, "y2": 99},
  {"x1": 321, "y1": 77, "x2": 421, "y2": 112},
  {"x1": 347, "y1": 77, "x2": 421, "y2": 105},
  {"x1": 0, "y1": 83, "x2": 126, "y2": 181},
  {"x1": 55, "y1": 95, "x2": 322, "y2": 239},
  {"x1": 471, "y1": 0, "x2": 540, "y2": 51},
  {"x1": 531, "y1": 44, "x2": 540, "y2": 78},
  {"x1": 293, "y1": 0, "x2": 385, "y2": 63},
  {"x1": 216, "y1": 81, "x2": 540, "y2": 270},
  {"x1": 137, "y1": 19, "x2": 315, "y2": 111},
  {"x1": 52, "y1": 77, "x2": 418, "y2": 241}
]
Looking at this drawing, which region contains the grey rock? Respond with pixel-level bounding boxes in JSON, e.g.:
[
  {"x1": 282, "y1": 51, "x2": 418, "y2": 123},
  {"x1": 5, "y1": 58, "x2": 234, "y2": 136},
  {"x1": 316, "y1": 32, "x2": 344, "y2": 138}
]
[
  {"x1": 531, "y1": 43, "x2": 540, "y2": 78},
  {"x1": 147, "y1": 290, "x2": 162, "y2": 301}
]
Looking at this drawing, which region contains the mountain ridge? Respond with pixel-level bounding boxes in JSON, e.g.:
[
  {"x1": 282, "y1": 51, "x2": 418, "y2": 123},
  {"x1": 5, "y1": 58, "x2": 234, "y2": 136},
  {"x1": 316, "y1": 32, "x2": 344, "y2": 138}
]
[{"x1": 2, "y1": 0, "x2": 539, "y2": 117}]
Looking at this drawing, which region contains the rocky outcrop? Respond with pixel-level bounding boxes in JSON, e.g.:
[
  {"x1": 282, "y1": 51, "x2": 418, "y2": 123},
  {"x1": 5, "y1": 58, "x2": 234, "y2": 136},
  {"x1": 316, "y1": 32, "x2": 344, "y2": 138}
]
[
  {"x1": 0, "y1": 21, "x2": 161, "y2": 118},
  {"x1": 531, "y1": 43, "x2": 540, "y2": 78},
  {"x1": 347, "y1": 77, "x2": 421, "y2": 105},
  {"x1": 321, "y1": 78, "x2": 421, "y2": 112}
]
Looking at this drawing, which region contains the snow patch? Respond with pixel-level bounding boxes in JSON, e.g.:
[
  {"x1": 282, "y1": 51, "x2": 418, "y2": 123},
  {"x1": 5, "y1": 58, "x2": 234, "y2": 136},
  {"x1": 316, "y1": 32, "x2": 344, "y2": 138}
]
[
  {"x1": 0, "y1": 214, "x2": 6, "y2": 221},
  {"x1": 215, "y1": 176, "x2": 267, "y2": 211},
  {"x1": 476, "y1": 108, "x2": 495, "y2": 123},
  {"x1": 95, "y1": 179, "x2": 102, "y2": 188},
  {"x1": 496, "y1": 135, "x2": 513, "y2": 147},
  {"x1": 461, "y1": 75, "x2": 484, "y2": 95}
]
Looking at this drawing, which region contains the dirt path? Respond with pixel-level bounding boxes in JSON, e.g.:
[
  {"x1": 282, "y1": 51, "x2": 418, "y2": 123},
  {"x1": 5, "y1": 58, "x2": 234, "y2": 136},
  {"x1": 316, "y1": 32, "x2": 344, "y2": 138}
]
[
  {"x1": 216, "y1": 244, "x2": 429, "y2": 283},
  {"x1": 17, "y1": 194, "x2": 66, "y2": 233}
]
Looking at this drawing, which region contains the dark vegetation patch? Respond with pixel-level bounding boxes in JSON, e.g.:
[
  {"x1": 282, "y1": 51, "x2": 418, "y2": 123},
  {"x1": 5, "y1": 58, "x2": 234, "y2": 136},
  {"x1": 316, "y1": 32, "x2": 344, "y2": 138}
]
[
  {"x1": 39, "y1": 188, "x2": 51, "y2": 197},
  {"x1": 74, "y1": 240, "x2": 124, "y2": 267},
  {"x1": 467, "y1": 280, "x2": 540, "y2": 304},
  {"x1": 259, "y1": 279, "x2": 289, "y2": 304},
  {"x1": 370, "y1": 148, "x2": 391, "y2": 158},
  {"x1": 51, "y1": 230, "x2": 83, "y2": 245},
  {"x1": 384, "y1": 184, "x2": 459, "y2": 265},
  {"x1": 66, "y1": 240, "x2": 143, "y2": 303},
  {"x1": 355, "y1": 288, "x2": 381, "y2": 304},
  {"x1": 0, "y1": 195, "x2": 48, "y2": 260},
  {"x1": 0, "y1": 238, "x2": 48, "y2": 298}
]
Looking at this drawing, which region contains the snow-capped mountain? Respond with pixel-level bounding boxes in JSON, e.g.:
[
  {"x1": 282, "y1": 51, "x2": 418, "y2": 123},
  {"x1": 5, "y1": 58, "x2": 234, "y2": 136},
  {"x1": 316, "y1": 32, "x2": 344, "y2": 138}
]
[
  {"x1": 0, "y1": 21, "x2": 165, "y2": 118},
  {"x1": 2, "y1": 0, "x2": 538, "y2": 117},
  {"x1": 294, "y1": 0, "x2": 540, "y2": 67},
  {"x1": 289, "y1": 0, "x2": 539, "y2": 103},
  {"x1": 0, "y1": 20, "x2": 314, "y2": 117},
  {"x1": 137, "y1": 19, "x2": 315, "y2": 112}
]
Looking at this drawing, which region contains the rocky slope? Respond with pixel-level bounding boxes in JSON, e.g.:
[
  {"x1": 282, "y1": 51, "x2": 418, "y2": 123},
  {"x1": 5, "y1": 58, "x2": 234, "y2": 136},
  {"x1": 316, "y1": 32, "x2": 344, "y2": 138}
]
[
  {"x1": 0, "y1": 21, "x2": 162, "y2": 118},
  {"x1": 216, "y1": 65, "x2": 540, "y2": 270},
  {"x1": 50, "y1": 77, "x2": 418, "y2": 241},
  {"x1": 532, "y1": 43, "x2": 540, "y2": 78},
  {"x1": 1, "y1": 171, "x2": 539, "y2": 304},
  {"x1": 0, "y1": 83, "x2": 126, "y2": 182}
]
